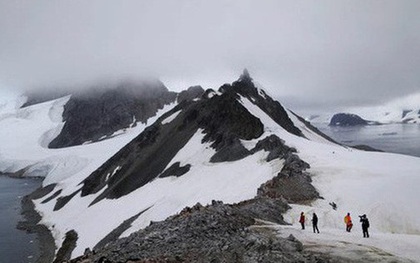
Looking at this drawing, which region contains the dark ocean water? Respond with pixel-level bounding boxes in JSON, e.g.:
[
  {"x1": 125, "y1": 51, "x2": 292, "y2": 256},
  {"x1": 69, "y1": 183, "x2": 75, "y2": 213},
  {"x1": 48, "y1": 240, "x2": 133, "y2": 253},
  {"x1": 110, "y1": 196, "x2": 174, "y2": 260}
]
[
  {"x1": 0, "y1": 176, "x2": 41, "y2": 263},
  {"x1": 314, "y1": 123, "x2": 420, "y2": 157}
]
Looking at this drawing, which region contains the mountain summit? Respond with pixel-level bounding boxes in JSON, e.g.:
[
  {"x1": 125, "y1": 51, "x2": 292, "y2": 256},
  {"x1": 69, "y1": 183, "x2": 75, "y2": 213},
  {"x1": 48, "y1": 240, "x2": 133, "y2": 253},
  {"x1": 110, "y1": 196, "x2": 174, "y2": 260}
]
[
  {"x1": 79, "y1": 72, "x2": 308, "y2": 205},
  {"x1": 1, "y1": 72, "x2": 419, "y2": 262},
  {"x1": 15, "y1": 72, "x2": 322, "y2": 260}
]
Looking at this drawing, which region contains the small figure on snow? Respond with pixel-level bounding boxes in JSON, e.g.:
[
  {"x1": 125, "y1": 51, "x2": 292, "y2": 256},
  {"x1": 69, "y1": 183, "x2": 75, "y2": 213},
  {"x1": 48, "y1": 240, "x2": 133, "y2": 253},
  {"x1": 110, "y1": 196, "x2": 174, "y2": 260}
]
[
  {"x1": 312, "y1": 213, "x2": 320, "y2": 233},
  {"x1": 344, "y1": 212, "x2": 353, "y2": 232},
  {"x1": 359, "y1": 214, "x2": 370, "y2": 238},
  {"x1": 299, "y1": 212, "x2": 305, "y2": 230}
]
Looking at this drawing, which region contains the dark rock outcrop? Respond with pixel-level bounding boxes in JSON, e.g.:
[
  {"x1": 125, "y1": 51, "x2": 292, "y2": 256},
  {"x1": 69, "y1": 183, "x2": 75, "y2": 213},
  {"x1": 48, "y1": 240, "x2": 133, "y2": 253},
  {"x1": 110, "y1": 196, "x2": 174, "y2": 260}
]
[
  {"x1": 41, "y1": 189, "x2": 62, "y2": 204},
  {"x1": 237, "y1": 197, "x2": 290, "y2": 225},
  {"x1": 257, "y1": 146, "x2": 320, "y2": 203},
  {"x1": 329, "y1": 113, "x2": 368, "y2": 126},
  {"x1": 93, "y1": 207, "x2": 152, "y2": 252},
  {"x1": 49, "y1": 80, "x2": 177, "y2": 148},
  {"x1": 223, "y1": 70, "x2": 303, "y2": 137},
  {"x1": 53, "y1": 230, "x2": 78, "y2": 263},
  {"x1": 159, "y1": 162, "x2": 191, "y2": 178},
  {"x1": 209, "y1": 138, "x2": 250, "y2": 163},
  {"x1": 70, "y1": 200, "x2": 326, "y2": 263},
  {"x1": 54, "y1": 189, "x2": 81, "y2": 211},
  {"x1": 177, "y1": 85, "x2": 205, "y2": 103},
  {"x1": 251, "y1": 135, "x2": 295, "y2": 162}
]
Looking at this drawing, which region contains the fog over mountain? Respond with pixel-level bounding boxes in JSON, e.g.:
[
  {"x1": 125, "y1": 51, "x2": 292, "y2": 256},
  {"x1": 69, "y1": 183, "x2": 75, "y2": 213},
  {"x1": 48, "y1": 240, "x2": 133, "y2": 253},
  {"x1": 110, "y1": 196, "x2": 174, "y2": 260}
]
[{"x1": 0, "y1": 0, "x2": 419, "y2": 111}]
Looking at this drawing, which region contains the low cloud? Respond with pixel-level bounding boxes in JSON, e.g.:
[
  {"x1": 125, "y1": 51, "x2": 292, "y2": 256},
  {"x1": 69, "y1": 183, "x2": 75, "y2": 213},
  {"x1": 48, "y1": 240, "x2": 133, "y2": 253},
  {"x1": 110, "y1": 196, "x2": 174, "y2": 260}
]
[{"x1": 0, "y1": 1, "x2": 419, "y2": 111}]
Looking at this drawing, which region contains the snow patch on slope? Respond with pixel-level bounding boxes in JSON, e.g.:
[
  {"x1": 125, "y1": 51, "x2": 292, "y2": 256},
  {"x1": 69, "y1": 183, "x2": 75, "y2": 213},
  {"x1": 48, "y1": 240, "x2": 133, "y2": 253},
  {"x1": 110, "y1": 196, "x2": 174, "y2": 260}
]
[{"x1": 161, "y1": 110, "x2": 181, "y2": 125}]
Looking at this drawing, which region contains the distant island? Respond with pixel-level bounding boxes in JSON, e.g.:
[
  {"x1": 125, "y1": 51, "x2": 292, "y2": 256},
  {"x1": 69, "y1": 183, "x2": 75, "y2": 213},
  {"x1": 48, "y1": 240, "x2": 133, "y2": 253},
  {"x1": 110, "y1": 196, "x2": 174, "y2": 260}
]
[{"x1": 329, "y1": 113, "x2": 368, "y2": 126}]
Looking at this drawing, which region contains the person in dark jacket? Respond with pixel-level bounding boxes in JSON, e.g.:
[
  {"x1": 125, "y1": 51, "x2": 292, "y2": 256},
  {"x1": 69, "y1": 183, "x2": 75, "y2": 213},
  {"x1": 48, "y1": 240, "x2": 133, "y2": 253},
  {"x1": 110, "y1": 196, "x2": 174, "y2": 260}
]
[
  {"x1": 359, "y1": 214, "x2": 370, "y2": 238},
  {"x1": 299, "y1": 212, "x2": 305, "y2": 230},
  {"x1": 312, "y1": 213, "x2": 320, "y2": 233}
]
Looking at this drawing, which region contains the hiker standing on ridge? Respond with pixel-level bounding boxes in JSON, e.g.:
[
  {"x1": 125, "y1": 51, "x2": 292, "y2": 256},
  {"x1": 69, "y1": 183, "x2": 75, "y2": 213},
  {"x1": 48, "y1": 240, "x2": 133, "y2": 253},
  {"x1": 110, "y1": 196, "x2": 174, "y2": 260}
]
[
  {"x1": 359, "y1": 214, "x2": 370, "y2": 238},
  {"x1": 312, "y1": 213, "x2": 320, "y2": 233},
  {"x1": 344, "y1": 212, "x2": 353, "y2": 232},
  {"x1": 299, "y1": 212, "x2": 305, "y2": 230}
]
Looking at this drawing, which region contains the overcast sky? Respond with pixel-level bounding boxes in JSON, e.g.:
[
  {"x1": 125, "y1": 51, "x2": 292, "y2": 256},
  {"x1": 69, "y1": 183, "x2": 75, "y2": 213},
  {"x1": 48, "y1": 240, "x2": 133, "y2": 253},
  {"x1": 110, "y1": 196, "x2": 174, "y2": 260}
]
[{"x1": 0, "y1": 0, "x2": 419, "y2": 111}]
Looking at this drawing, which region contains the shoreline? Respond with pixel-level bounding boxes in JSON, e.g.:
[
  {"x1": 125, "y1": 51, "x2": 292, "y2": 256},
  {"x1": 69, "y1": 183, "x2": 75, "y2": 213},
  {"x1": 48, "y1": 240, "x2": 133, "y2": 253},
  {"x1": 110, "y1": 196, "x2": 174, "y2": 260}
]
[{"x1": 17, "y1": 179, "x2": 57, "y2": 263}]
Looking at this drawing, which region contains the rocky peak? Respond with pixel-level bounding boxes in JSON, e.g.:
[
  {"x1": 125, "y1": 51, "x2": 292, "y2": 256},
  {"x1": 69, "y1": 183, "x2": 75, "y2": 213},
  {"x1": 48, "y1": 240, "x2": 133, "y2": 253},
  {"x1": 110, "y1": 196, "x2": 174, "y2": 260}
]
[
  {"x1": 239, "y1": 68, "x2": 252, "y2": 82},
  {"x1": 177, "y1": 85, "x2": 205, "y2": 103},
  {"x1": 219, "y1": 70, "x2": 303, "y2": 138},
  {"x1": 48, "y1": 80, "x2": 177, "y2": 148}
]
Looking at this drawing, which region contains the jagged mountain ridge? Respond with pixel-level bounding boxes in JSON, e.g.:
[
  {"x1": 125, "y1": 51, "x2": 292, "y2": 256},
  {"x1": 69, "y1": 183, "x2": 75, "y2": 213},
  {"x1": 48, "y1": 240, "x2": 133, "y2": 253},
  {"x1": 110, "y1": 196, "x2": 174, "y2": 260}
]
[
  {"x1": 2, "y1": 71, "x2": 419, "y2": 262},
  {"x1": 19, "y1": 71, "x2": 326, "y2": 260},
  {"x1": 76, "y1": 71, "x2": 304, "y2": 205}
]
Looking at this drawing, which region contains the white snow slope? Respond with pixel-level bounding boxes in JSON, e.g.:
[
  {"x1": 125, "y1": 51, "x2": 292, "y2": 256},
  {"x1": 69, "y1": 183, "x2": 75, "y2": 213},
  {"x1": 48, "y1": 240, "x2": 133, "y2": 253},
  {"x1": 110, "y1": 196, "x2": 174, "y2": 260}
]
[{"x1": 1, "y1": 87, "x2": 420, "y2": 262}]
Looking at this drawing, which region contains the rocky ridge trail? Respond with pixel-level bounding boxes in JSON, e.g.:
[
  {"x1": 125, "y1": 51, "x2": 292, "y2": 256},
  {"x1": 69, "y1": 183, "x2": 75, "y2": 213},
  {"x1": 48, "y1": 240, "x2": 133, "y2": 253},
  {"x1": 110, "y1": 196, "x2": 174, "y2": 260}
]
[{"x1": 69, "y1": 200, "x2": 331, "y2": 263}]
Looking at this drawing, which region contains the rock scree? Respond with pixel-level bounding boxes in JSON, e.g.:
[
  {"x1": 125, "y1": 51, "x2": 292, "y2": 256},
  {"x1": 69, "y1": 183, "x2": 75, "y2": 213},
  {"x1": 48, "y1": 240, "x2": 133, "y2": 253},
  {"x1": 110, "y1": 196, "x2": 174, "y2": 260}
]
[{"x1": 69, "y1": 200, "x2": 330, "y2": 263}]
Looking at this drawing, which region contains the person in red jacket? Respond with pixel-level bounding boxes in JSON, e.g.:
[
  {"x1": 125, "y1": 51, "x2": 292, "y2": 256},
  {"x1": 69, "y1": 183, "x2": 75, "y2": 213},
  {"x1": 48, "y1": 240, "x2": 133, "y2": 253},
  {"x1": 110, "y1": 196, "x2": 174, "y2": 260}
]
[
  {"x1": 299, "y1": 212, "x2": 305, "y2": 230},
  {"x1": 344, "y1": 212, "x2": 353, "y2": 232}
]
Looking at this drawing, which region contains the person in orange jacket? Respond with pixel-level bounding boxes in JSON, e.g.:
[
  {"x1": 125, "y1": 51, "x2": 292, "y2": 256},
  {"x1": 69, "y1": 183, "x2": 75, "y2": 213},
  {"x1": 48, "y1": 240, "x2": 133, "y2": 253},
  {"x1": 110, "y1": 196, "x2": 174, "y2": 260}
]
[
  {"x1": 344, "y1": 212, "x2": 353, "y2": 232},
  {"x1": 299, "y1": 212, "x2": 305, "y2": 230}
]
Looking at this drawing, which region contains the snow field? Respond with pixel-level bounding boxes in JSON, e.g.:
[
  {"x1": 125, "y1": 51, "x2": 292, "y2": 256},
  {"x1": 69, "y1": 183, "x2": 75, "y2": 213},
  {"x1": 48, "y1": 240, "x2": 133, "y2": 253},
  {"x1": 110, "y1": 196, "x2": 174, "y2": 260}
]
[
  {"x1": 273, "y1": 223, "x2": 420, "y2": 262},
  {"x1": 2, "y1": 88, "x2": 419, "y2": 261},
  {"x1": 240, "y1": 94, "x2": 420, "y2": 261}
]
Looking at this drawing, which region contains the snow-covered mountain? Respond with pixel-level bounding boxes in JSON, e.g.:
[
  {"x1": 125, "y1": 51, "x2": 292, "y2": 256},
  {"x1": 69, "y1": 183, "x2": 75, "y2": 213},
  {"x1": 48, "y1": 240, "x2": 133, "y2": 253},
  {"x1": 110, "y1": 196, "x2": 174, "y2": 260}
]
[
  {"x1": 310, "y1": 109, "x2": 420, "y2": 125},
  {"x1": 1, "y1": 72, "x2": 420, "y2": 262},
  {"x1": 307, "y1": 93, "x2": 420, "y2": 124}
]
